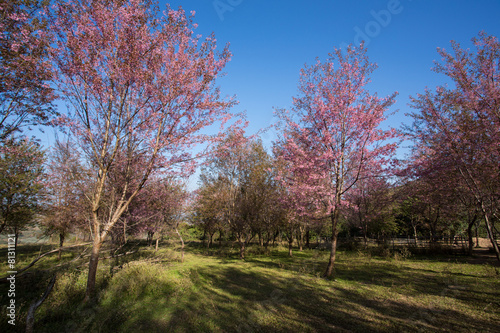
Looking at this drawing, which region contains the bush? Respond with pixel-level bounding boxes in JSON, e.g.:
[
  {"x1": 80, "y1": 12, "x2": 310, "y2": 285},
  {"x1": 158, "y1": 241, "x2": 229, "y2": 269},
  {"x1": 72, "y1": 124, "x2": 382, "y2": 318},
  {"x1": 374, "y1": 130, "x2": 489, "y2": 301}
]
[
  {"x1": 369, "y1": 245, "x2": 392, "y2": 258},
  {"x1": 393, "y1": 247, "x2": 412, "y2": 261},
  {"x1": 338, "y1": 238, "x2": 361, "y2": 251}
]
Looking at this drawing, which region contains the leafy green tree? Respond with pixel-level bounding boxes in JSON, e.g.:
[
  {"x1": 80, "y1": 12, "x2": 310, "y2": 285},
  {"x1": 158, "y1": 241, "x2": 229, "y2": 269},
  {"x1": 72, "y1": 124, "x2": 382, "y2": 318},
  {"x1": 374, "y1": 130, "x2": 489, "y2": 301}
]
[
  {"x1": 0, "y1": 137, "x2": 45, "y2": 244},
  {"x1": 345, "y1": 177, "x2": 397, "y2": 246},
  {"x1": 193, "y1": 177, "x2": 227, "y2": 250},
  {"x1": 41, "y1": 139, "x2": 89, "y2": 258},
  {"x1": 199, "y1": 131, "x2": 252, "y2": 259},
  {"x1": 198, "y1": 134, "x2": 281, "y2": 259}
]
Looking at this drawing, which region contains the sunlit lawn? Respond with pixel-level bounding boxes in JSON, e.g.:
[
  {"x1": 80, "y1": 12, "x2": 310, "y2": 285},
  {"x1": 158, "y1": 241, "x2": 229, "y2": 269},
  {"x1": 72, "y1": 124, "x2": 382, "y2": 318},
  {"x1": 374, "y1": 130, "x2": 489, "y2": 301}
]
[{"x1": 1, "y1": 242, "x2": 499, "y2": 332}]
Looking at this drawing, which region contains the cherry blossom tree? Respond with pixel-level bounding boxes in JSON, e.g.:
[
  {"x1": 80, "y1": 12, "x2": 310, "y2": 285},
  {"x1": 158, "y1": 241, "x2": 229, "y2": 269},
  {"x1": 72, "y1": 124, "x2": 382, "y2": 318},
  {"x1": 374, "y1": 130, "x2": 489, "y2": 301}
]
[
  {"x1": 0, "y1": 0, "x2": 56, "y2": 140},
  {"x1": 407, "y1": 32, "x2": 500, "y2": 260},
  {"x1": 400, "y1": 142, "x2": 482, "y2": 251},
  {"x1": 272, "y1": 140, "x2": 310, "y2": 256},
  {"x1": 0, "y1": 1, "x2": 55, "y2": 250},
  {"x1": 50, "y1": 0, "x2": 238, "y2": 300},
  {"x1": 276, "y1": 44, "x2": 399, "y2": 278}
]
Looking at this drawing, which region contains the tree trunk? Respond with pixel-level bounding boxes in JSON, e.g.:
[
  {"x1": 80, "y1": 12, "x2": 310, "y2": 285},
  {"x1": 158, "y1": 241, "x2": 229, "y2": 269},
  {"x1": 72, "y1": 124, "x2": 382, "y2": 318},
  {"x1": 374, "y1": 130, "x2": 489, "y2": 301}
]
[
  {"x1": 122, "y1": 220, "x2": 127, "y2": 245},
  {"x1": 147, "y1": 231, "x2": 154, "y2": 247},
  {"x1": 239, "y1": 236, "x2": 246, "y2": 260},
  {"x1": 218, "y1": 228, "x2": 223, "y2": 247},
  {"x1": 14, "y1": 227, "x2": 18, "y2": 250},
  {"x1": 482, "y1": 207, "x2": 500, "y2": 262},
  {"x1": 272, "y1": 230, "x2": 279, "y2": 246},
  {"x1": 58, "y1": 233, "x2": 65, "y2": 261},
  {"x1": 466, "y1": 216, "x2": 477, "y2": 255},
  {"x1": 305, "y1": 227, "x2": 310, "y2": 249},
  {"x1": 430, "y1": 209, "x2": 440, "y2": 244},
  {"x1": 175, "y1": 227, "x2": 184, "y2": 263},
  {"x1": 155, "y1": 238, "x2": 159, "y2": 252},
  {"x1": 84, "y1": 236, "x2": 102, "y2": 303},
  {"x1": 475, "y1": 224, "x2": 479, "y2": 248},
  {"x1": 324, "y1": 208, "x2": 339, "y2": 279},
  {"x1": 206, "y1": 235, "x2": 210, "y2": 251},
  {"x1": 288, "y1": 236, "x2": 293, "y2": 257},
  {"x1": 362, "y1": 215, "x2": 368, "y2": 248},
  {"x1": 413, "y1": 224, "x2": 418, "y2": 246},
  {"x1": 299, "y1": 225, "x2": 304, "y2": 251}
]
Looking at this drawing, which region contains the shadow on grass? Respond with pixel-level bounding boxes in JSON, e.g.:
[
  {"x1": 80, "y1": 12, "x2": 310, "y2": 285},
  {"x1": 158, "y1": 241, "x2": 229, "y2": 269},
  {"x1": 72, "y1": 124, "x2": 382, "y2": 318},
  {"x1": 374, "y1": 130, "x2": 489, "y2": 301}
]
[
  {"x1": 29, "y1": 258, "x2": 499, "y2": 332},
  {"x1": 3, "y1": 243, "x2": 499, "y2": 332},
  {"x1": 100, "y1": 263, "x2": 500, "y2": 332}
]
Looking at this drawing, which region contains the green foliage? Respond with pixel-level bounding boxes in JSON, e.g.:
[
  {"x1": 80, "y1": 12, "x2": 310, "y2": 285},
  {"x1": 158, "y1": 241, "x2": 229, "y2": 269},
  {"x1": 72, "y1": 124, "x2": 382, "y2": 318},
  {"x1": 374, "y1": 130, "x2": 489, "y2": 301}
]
[
  {"x1": 195, "y1": 135, "x2": 283, "y2": 258},
  {"x1": 0, "y1": 137, "x2": 45, "y2": 233},
  {"x1": 177, "y1": 223, "x2": 203, "y2": 242}
]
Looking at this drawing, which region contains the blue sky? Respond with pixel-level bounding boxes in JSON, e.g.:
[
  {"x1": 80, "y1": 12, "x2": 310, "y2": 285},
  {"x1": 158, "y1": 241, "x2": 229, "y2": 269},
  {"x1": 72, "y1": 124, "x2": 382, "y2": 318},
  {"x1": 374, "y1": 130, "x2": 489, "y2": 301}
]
[
  {"x1": 38, "y1": 0, "x2": 500, "y2": 189},
  {"x1": 162, "y1": 0, "x2": 500, "y2": 149},
  {"x1": 159, "y1": 0, "x2": 500, "y2": 188}
]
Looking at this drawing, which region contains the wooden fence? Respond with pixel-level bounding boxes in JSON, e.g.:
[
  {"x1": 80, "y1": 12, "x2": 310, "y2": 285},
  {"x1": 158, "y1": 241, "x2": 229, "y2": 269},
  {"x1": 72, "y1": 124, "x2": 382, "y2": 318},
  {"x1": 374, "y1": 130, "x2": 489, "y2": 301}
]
[{"x1": 313, "y1": 236, "x2": 499, "y2": 252}]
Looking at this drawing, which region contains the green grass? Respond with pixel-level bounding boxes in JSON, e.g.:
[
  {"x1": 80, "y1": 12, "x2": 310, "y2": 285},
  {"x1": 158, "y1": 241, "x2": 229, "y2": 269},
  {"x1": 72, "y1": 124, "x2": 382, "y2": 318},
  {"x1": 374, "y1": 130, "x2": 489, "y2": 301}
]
[{"x1": 1, "y1": 242, "x2": 499, "y2": 332}]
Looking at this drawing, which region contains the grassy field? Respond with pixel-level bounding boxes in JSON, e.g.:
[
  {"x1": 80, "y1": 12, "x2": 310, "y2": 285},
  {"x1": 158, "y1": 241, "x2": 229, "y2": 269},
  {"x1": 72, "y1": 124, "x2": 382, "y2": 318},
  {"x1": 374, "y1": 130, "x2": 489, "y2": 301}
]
[{"x1": 1, "y1": 241, "x2": 499, "y2": 332}]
